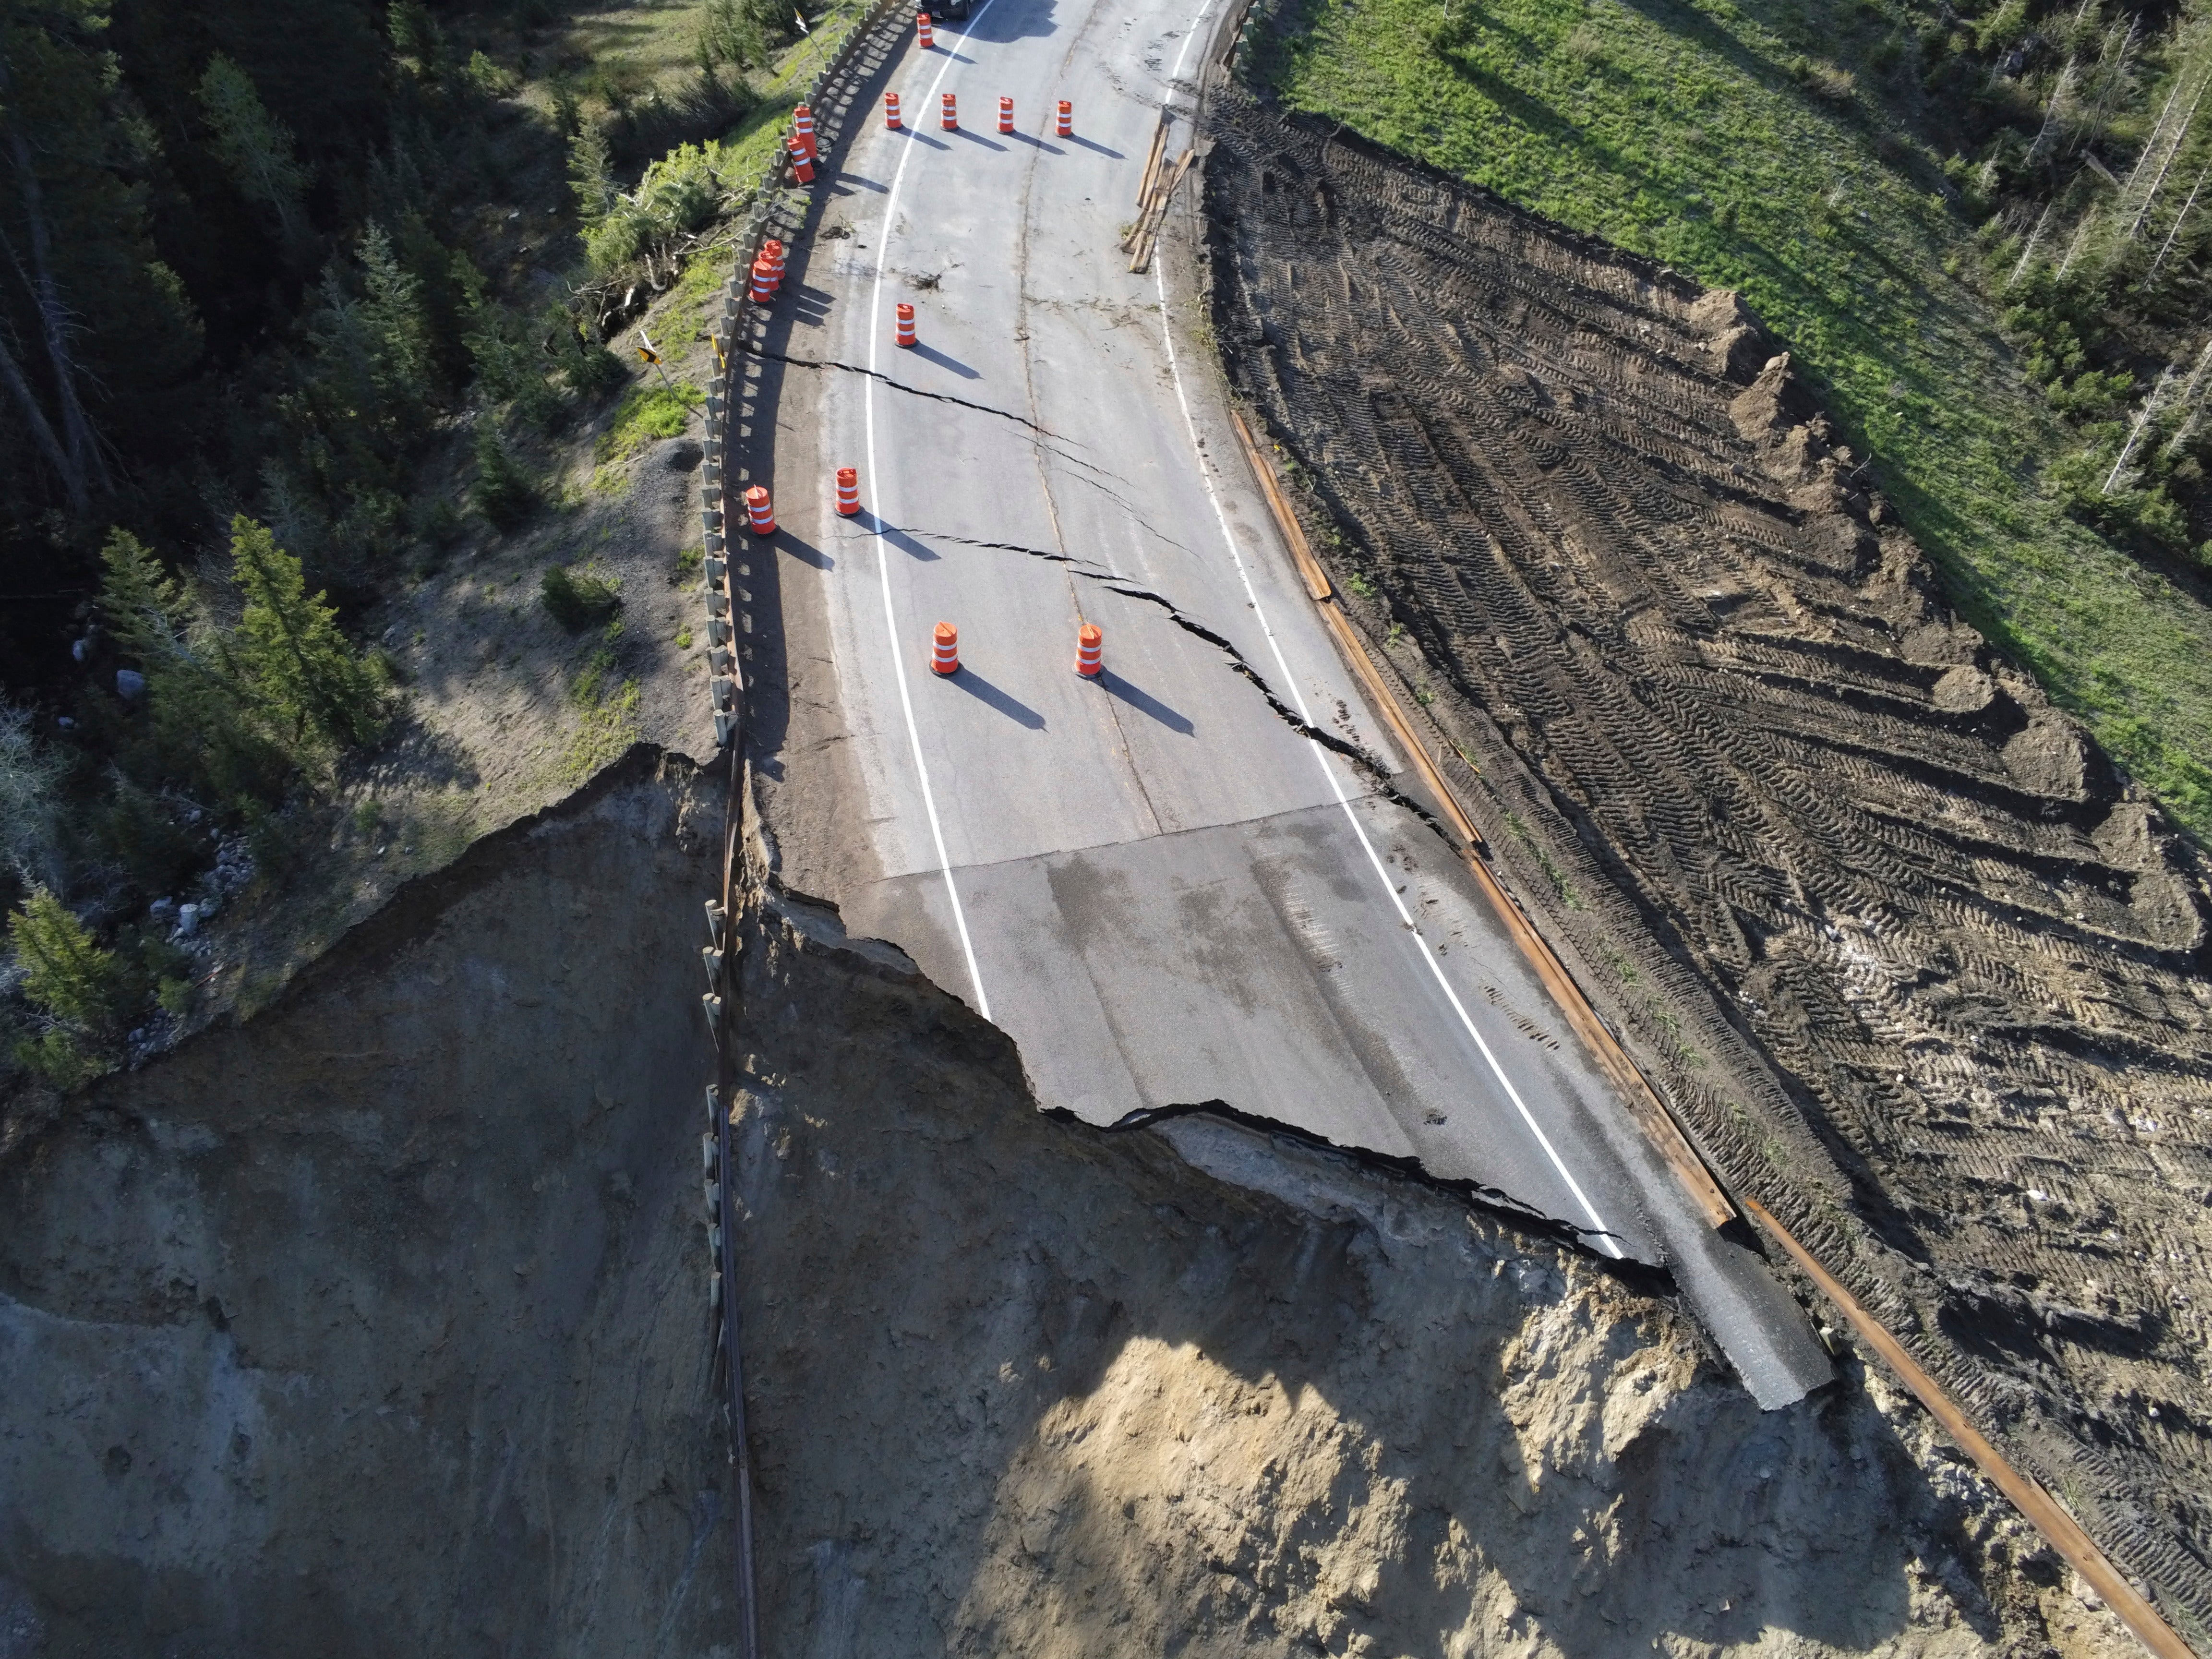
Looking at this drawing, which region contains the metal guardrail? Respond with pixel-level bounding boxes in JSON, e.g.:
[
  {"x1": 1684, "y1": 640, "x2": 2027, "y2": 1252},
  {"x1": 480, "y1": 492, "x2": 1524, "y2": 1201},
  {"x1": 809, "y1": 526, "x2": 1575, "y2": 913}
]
[{"x1": 691, "y1": 5, "x2": 909, "y2": 1652}]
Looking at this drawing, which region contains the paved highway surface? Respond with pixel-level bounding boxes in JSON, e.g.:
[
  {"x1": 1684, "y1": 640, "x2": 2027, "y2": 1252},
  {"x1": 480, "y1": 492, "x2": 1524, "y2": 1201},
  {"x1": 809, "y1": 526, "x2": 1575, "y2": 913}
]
[{"x1": 750, "y1": 0, "x2": 1832, "y2": 1407}]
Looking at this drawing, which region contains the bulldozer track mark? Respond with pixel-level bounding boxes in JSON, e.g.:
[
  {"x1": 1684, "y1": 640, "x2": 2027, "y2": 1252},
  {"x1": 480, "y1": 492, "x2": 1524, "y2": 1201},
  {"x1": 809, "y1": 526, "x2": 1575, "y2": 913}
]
[{"x1": 1204, "y1": 77, "x2": 2212, "y2": 1644}]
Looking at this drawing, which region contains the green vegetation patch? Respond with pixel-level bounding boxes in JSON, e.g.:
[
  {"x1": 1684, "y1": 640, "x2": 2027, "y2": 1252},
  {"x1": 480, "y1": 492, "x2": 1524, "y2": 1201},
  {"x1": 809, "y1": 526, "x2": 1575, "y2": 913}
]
[
  {"x1": 1255, "y1": 0, "x2": 2212, "y2": 835},
  {"x1": 598, "y1": 378, "x2": 705, "y2": 466},
  {"x1": 559, "y1": 641, "x2": 642, "y2": 785}
]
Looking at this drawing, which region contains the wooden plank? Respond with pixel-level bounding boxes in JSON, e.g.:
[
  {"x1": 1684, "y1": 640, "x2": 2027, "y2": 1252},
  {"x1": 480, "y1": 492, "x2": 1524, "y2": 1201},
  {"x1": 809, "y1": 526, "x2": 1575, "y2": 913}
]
[
  {"x1": 1137, "y1": 111, "x2": 1169, "y2": 212},
  {"x1": 1230, "y1": 407, "x2": 1330, "y2": 601},
  {"x1": 1127, "y1": 150, "x2": 1194, "y2": 272}
]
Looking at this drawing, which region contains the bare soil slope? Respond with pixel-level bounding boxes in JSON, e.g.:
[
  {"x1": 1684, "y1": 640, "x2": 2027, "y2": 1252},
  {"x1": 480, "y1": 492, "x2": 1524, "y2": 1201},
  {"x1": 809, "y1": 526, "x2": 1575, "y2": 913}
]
[
  {"x1": 0, "y1": 734, "x2": 2137, "y2": 1657},
  {"x1": 1202, "y1": 80, "x2": 2212, "y2": 1635},
  {"x1": 0, "y1": 754, "x2": 730, "y2": 1657}
]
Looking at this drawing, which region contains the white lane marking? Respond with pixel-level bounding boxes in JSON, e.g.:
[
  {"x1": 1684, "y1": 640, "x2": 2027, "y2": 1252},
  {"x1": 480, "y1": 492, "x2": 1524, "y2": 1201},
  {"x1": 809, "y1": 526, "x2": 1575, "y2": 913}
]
[
  {"x1": 865, "y1": 7, "x2": 998, "y2": 1021},
  {"x1": 1144, "y1": 94, "x2": 1623, "y2": 1257},
  {"x1": 1169, "y1": 0, "x2": 1209, "y2": 76}
]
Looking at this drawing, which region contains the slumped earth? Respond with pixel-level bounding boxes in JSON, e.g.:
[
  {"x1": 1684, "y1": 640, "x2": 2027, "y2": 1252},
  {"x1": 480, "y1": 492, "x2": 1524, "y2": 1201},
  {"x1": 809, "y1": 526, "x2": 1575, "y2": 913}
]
[
  {"x1": 0, "y1": 757, "x2": 2138, "y2": 1655},
  {"x1": 1203, "y1": 76, "x2": 2212, "y2": 1637}
]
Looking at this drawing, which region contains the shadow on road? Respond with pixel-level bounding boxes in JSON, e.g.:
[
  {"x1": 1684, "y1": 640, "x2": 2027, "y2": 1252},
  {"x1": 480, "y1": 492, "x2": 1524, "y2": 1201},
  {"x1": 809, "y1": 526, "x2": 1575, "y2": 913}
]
[
  {"x1": 894, "y1": 126, "x2": 951, "y2": 150},
  {"x1": 1006, "y1": 130, "x2": 1065, "y2": 154},
  {"x1": 834, "y1": 170, "x2": 891, "y2": 194},
  {"x1": 946, "y1": 667, "x2": 1046, "y2": 728},
  {"x1": 1096, "y1": 669, "x2": 1192, "y2": 734},
  {"x1": 859, "y1": 512, "x2": 941, "y2": 561},
  {"x1": 778, "y1": 530, "x2": 833, "y2": 570},
  {"x1": 909, "y1": 340, "x2": 980, "y2": 379},
  {"x1": 949, "y1": 126, "x2": 1008, "y2": 152},
  {"x1": 1062, "y1": 133, "x2": 1123, "y2": 157}
]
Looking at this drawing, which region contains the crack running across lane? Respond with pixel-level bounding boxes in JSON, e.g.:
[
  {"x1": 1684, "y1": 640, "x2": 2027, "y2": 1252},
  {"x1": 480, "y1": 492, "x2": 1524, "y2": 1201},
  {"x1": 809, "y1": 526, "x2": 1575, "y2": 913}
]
[
  {"x1": 823, "y1": 0, "x2": 1654, "y2": 1256},
  {"x1": 1138, "y1": 10, "x2": 1626, "y2": 1257}
]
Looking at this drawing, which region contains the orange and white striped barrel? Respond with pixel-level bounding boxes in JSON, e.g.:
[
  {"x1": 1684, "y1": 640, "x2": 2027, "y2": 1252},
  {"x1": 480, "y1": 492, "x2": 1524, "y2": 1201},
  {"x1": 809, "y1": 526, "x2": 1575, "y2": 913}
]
[
  {"x1": 761, "y1": 239, "x2": 785, "y2": 289},
  {"x1": 787, "y1": 136, "x2": 815, "y2": 183},
  {"x1": 998, "y1": 95, "x2": 1014, "y2": 133},
  {"x1": 1056, "y1": 99, "x2": 1072, "y2": 137},
  {"x1": 895, "y1": 302, "x2": 916, "y2": 348},
  {"x1": 793, "y1": 104, "x2": 816, "y2": 157},
  {"x1": 745, "y1": 485, "x2": 776, "y2": 536},
  {"x1": 1075, "y1": 623, "x2": 1102, "y2": 677},
  {"x1": 941, "y1": 91, "x2": 957, "y2": 130},
  {"x1": 748, "y1": 259, "x2": 774, "y2": 304},
  {"x1": 916, "y1": 12, "x2": 933, "y2": 47},
  {"x1": 931, "y1": 622, "x2": 959, "y2": 676},
  {"x1": 885, "y1": 91, "x2": 902, "y2": 128},
  {"x1": 835, "y1": 468, "x2": 859, "y2": 516}
]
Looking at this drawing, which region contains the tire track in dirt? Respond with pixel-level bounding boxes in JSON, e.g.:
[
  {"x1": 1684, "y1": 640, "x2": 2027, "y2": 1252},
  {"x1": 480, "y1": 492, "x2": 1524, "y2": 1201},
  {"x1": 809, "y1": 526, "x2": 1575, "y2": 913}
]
[{"x1": 1202, "y1": 80, "x2": 2212, "y2": 1636}]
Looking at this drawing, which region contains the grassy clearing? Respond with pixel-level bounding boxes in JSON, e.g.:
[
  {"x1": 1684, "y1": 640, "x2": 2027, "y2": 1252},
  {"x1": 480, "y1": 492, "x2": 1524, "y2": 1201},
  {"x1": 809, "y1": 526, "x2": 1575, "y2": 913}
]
[{"x1": 1257, "y1": 0, "x2": 2212, "y2": 835}]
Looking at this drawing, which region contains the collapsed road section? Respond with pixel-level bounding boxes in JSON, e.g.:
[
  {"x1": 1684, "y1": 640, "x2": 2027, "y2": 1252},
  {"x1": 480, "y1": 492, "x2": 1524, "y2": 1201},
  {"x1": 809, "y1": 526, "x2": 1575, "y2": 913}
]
[
  {"x1": 1200, "y1": 69, "x2": 2212, "y2": 1639},
  {"x1": 723, "y1": 0, "x2": 1832, "y2": 1407}
]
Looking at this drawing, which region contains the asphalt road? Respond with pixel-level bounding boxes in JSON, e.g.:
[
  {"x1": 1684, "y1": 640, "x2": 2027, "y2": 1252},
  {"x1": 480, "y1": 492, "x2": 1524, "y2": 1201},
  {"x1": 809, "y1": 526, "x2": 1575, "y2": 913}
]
[{"x1": 756, "y1": 0, "x2": 1832, "y2": 1407}]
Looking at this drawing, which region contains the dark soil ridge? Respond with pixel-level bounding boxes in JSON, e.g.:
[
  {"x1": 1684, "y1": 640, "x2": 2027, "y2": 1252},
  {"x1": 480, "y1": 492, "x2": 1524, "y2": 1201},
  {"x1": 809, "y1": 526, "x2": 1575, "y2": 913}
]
[{"x1": 1199, "y1": 76, "x2": 2212, "y2": 1635}]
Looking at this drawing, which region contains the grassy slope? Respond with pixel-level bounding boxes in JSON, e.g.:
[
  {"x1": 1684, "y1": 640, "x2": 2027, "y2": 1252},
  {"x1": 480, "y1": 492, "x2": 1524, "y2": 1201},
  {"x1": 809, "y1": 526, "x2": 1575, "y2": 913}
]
[{"x1": 1258, "y1": 0, "x2": 2212, "y2": 835}]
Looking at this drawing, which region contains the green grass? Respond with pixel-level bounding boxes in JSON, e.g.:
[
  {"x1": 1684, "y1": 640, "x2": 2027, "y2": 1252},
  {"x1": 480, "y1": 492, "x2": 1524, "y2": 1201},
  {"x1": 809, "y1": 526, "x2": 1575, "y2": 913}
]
[
  {"x1": 598, "y1": 377, "x2": 704, "y2": 465},
  {"x1": 1260, "y1": 0, "x2": 2212, "y2": 836},
  {"x1": 560, "y1": 641, "x2": 642, "y2": 782}
]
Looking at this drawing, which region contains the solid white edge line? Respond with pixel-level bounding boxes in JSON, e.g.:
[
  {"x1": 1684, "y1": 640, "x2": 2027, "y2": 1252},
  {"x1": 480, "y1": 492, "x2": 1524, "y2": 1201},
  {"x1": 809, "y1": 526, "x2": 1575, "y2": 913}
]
[
  {"x1": 1146, "y1": 61, "x2": 1623, "y2": 1257},
  {"x1": 864, "y1": 6, "x2": 998, "y2": 1022}
]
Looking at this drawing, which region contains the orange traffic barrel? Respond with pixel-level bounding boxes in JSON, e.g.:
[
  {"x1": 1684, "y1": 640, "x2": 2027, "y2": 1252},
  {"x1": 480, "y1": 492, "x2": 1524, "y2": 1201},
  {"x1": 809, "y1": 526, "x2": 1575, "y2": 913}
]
[
  {"x1": 941, "y1": 91, "x2": 957, "y2": 130},
  {"x1": 793, "y1": 104, "x2": 817, "y2": 157},
  {"x1": 917, "y1": 11, "x2": 933, "y2": 47},
  {"x1": 895, "y1": 302, "x2": 916, "y2": 348},
  {"x1": 998, "y1": 95, "x2": 1014, "y2": 133},
  {"x1": 1056, "y1": 99, "x2": 1072, "y2": 137},
  {"x1": 835, "y1": 467, "x2": 860, "y2": 516},
  {"x1": 931, "y1": 622, "x2": 959, "y2": 675},
  {"x1": 885, "y1": 91, "x2": 902, "y2": 128},
  {"x1": 761, "y1": 239, "x2": 785, "y2": 289},
  {"x1": 748, "y1": 260, "x2": 774, "y2": 304},
  {"x1": 1075, "y1": 623, "x2": 1102, "y2": 677},
  {"x1": 787, "y1": 135, "x2": 815, "y2": 183},
  {"x1": 745, "y1": 485, "x2": 776, "y2": 536}
]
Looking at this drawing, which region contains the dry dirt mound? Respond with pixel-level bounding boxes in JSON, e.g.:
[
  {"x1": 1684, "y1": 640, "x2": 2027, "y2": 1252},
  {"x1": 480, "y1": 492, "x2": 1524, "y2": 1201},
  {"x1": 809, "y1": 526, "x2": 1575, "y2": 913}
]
[{"x1": 1201, "y1": 79, "x2": 2212, "y2": 1635}]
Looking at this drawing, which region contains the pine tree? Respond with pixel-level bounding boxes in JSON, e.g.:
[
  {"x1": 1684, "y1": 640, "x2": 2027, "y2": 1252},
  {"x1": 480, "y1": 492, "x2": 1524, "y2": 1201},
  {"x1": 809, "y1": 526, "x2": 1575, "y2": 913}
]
[
  {"x1": 357, "y1": 222, "x2": 433, "y2": 419},
  {"x1": 227, "y1": 517, "x2": 386, "y2": 751},
  {"x1": 472, "y1": 422, "x2": 538, "y2": 530},
  {"x1": 389, "y1": 0, "x2": 441, "y2": 66},
  {"x1": 569, "y1": 123, "x2": 617, "y2": 228},
  {"x1": 9, "y1": 887, "x2": 121, "y2": 1035},
  {"x1": 98, "y1": 528, "x2": 191, "y2": 672},
  {"x1": 196, "y1": 54, "x2": 311, "y2": 247},
  {"x1": 99, "y1": 529, "x2": 292, "y2": 808}
]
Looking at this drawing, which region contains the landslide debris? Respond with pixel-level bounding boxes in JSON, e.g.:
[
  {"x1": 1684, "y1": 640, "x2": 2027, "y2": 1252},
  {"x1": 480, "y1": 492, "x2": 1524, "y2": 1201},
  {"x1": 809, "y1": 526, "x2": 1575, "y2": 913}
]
[
  {"x1": 1201, "y1": 77, "x2": 2212, "y2": 1635},
  {"x1": 728, "y1": 882, "x2": 2131, "y2": 1656},
  {"x1": 0, "y1": 736, "x2": 2140, "y2": 1658}
]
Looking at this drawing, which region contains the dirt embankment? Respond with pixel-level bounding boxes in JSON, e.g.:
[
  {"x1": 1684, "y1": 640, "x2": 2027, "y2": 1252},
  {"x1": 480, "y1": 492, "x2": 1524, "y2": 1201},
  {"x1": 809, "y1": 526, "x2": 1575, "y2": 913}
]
[
  {"x1": 0, "y1": 754, "x2": 730, "y2": 1656},
  {"x1": 0, "y1": 736, "x2": 2137, "y2": 1657},
  {"x1": 1201, "y1": 78, "x2": 2212, "y2": 1635}
]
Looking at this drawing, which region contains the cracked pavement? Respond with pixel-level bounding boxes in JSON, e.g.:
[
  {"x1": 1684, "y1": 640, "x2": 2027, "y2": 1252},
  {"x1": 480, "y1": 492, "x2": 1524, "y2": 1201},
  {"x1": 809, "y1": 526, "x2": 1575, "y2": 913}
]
[{"x1": 726, "y1": 0, "x2": 1833, "y2": 1408}]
